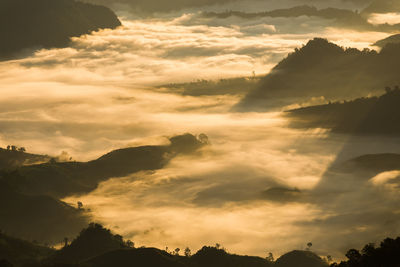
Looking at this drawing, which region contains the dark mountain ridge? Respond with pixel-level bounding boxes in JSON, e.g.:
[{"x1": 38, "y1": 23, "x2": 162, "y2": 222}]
[
  {"x1": 0, "y1": 224, "x2": 329, "y2": 267},
  {"x1": 1, "y1": 134, "x2": 207, "y2": 198},
  {"x1": 236, "y1": 38, "x2": 400, "y2": 111},
  {"x1": 3, "y1": 223, "x2": 399, "y2": 267},
  {"x1": 0, "y1": 0, "x2": 121, "y2": 60}
]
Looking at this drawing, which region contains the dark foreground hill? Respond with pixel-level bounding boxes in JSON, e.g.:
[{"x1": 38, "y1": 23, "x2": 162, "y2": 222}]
[
  {"x1": 286, "y1": 88, "x2": 400, "y2": 135},
  {"x1": 47, "y1": 223, "x2": 129, "y2": 264},
  {"x1": 235, "y1": 38, "x2": 400, "y2": 111},
  {"x1": 275, "y1": 250, "x2": 328, "y2": 267},
  {"x1": 0, "y1": 224, "x2": 330, "y2": 267},
  {"x1": 3, "y1": 223, "x2": 400, "y2": 267},
  {"x1": 0, "y1": 0, "x2": 121, "y2": 60}
]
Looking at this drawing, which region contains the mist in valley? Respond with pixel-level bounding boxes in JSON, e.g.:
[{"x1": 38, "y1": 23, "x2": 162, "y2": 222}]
[{"x1": 1, "y1": 0, "x2": 400, "y2": 266}]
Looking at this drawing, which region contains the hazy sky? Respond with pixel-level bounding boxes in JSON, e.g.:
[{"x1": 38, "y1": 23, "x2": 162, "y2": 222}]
[{"x1": 2, "y1": 0, "x2": 400, "y2": 260}]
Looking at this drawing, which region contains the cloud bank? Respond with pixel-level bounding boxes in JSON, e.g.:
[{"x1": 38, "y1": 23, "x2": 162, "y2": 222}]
[{"x1": 1, "y1": 9, "x2": 399, "y2": 260}]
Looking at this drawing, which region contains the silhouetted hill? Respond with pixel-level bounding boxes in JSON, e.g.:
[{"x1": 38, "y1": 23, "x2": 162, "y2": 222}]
[
  {"x1": 204, "y1": 6, "x2": 397, "y2": 32},
  {"x1": 69, "y1": 244, "x2": 272, "y2": 267},
  {"x1": 374, "y1": 34, "x2": 400, "y2": 48},
  {"x1": 275, "y1": 250, "x2": 328, "y2": 267},
  {"x1": 84, "y1": 248, "x2": 184, "y2": 267},
  {"x1": 0, "y1": 231, "x2": 53, "y2": 267},
  {"x1": 4, "y1": 224, "x2": 400, "y2": 267},
  {"x1": 189, "y1": 246, "x2": 272, "y2": 267},
  {"x1": 0, "y1": 180, "x2": 88, "y2": 244},
  {"x1": 0, "y1": 0, "x2": 121, "y2": 60},
  {"x1": 48, "y1": 223, "x2": 128, "y2": 265},
  {"x1": 286, "y1": 88, "x2": 400, "y2": 135},
  {"x1": 2, "y1": 134, "x2": 208, "y2": 198},
  {"x1": 0, "y1": 148, "x2": 51, "y2": 171},
  {"x1": 236, "y1": 38, "x2": 400, "y2": 111}
]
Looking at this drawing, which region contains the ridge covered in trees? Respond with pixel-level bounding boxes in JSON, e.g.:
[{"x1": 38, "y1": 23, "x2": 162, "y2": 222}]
[
  {"x1": 1, "y1": 223, "x2": 400, "y2": 267},
  {"x1": 0, "y1": 223, "x2": 328, "y2": 267},
  {"x1": 0, "y1": 0, "x2": 121, "y2": 60}
]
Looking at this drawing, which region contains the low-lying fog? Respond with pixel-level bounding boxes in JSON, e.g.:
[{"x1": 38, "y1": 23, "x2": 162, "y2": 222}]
[{"x1": 1, "y1": 8, "x2": 399, "y2": 259}]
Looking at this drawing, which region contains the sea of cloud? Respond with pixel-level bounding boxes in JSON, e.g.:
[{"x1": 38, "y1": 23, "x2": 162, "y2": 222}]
[{"x1": 1, "y1": 9, "x2": 398, "y2": 259}]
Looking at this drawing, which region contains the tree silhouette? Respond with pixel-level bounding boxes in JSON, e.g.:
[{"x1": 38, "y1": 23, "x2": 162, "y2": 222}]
[
  {"x1": 266, "y1": 252, "x2": 274, "y2": 262},
  {"x1": 184, "y1": 247, "x2": 192, "y2": 257},
  {"x1": 63, "y1": 237, "x2": 69, "y2": 248},
  {"x1": 126, "y1": 240, "x2": 134, "y2": 248},
  {"x1": 345, "y1": 249, "x2": 361, "y2": 263}
]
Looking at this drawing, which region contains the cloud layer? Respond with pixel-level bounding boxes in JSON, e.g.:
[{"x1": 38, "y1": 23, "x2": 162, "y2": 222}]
[{"x1": 1, "y1": 8, "x2": 398, "y2": 260}]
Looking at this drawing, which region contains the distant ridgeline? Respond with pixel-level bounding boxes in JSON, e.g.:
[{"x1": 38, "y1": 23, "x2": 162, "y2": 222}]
[
  {"x1": 1, "y1": 222, "x2": 400, "y2": 267},
  {"x1": 286, "y1": 87, "x2": 400, "y2": 135},
  {"x1": 0, "y1": 134, "x2": 208, "y2": 244},
  {"x1": 0, "y1": 0, "x2": 121, "y2": 60},
  {"x1": 203, "y1": 5, "x2": 400, "y2": 32},
  {"x1": 235, "y1": 38, "x2": 400, "y2": 111}
]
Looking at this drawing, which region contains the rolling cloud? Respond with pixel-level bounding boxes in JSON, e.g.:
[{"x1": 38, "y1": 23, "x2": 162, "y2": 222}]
[{"x1": 1, "y1": 7, "x2": 398, "y2": 260}]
